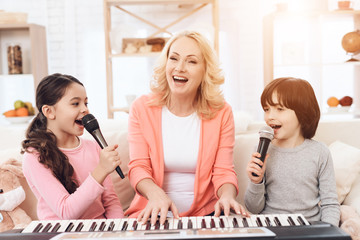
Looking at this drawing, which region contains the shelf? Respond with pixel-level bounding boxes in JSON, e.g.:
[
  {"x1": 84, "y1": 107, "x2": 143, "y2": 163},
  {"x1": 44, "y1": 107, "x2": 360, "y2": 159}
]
[
  {"x1": 274, "y1": 61, "x2": 360, "y2": 67},
  {"x1": 0, "y1": 23, "x2": 36, "y2": 30},
  {"x1": 0, "y1": 73, "x2": 33, "y2": 78},
  {"x1": 263, "y1": 9, "x2": 360, "y2": 117},
  {"x1": 110, "y1": 51, "x2": 161, "y2": 58},
  {"x1": 103, "y1": 0, "x2": 219, "y2": 118},
  {"x1": 106, "y1": 0, "x2": 215, "y2": 6},
  {"x1": 270, "y1": 9, "x2": 360, "y2": 18},
  {"x1": 326, "y1": 9, "x2": 360, "y2": 15},
  {"x1": 0, "y1": 23, "x2": 48, "y2": 88}
]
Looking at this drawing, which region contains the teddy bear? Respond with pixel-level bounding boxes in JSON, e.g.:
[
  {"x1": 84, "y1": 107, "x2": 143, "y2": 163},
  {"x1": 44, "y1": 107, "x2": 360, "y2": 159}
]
[
  {"x1": 0, "y1": 158, "x2": 32, "y2": 232},
  {"x1": 340, "y1": 205, "x2": 360, "y2": 240}
]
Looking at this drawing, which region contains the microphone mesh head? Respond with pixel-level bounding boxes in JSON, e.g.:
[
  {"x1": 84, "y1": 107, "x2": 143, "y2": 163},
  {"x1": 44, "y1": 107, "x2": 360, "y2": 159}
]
[
  {"x1": 82, "y1": 114, "x2": 99, "y2": 132},
  {"x1": 259, "y1": 125, "x2": 274, "y2": 140}
]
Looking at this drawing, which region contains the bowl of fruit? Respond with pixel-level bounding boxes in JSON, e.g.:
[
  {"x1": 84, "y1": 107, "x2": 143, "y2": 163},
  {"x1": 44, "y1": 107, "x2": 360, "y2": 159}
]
[
  {"x1": 327, "y1": 96, "x2": 353, "y2": 113},
  {"x1": 2, "y1": 100, "x2": 35, "y2": 124}
]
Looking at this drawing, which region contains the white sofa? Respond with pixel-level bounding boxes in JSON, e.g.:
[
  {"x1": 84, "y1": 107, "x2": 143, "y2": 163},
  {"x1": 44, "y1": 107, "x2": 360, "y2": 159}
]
[{"x1": 0, "y1": 112, "x2": 359, "y2": 228}]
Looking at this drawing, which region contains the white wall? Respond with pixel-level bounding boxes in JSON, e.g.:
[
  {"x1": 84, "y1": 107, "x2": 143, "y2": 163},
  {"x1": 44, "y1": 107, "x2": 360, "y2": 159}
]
[
  {"x1": 2, "y1": 0, "x2": 351, "y2": 121},
  {"x1": 0, "y1": 0, "x2": 272, "y2": 120}
]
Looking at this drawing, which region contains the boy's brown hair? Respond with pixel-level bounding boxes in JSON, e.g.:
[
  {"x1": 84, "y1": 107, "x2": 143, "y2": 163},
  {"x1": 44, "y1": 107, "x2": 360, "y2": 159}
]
[{"x1": 261, "y1": 77, "x2": 320, "y2": 139}]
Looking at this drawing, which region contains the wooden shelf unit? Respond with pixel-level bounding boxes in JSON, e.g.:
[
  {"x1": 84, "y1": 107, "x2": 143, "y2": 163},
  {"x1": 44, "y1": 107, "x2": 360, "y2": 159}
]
[
  {"x1": 103, "y1": 0, "x2": 219, "y2": 118},
  {"x1": 263, "y1": 10, "x2": 360, "y2": 117},
  {"x1": 0, "y1": 23, "x2": 48, "y2": 89}
]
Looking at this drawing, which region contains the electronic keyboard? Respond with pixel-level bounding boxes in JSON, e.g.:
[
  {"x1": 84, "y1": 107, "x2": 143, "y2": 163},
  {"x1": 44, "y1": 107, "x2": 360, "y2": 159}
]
[{"x1": 0, "y1": 214, "x2": 351, "y2": 240}]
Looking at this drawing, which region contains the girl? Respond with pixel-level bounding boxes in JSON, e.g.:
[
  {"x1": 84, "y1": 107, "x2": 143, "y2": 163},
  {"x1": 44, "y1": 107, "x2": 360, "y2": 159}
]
[
  {"x1": 245, "y1": 77, "x2": 340, "y2": 226},
  {"x1": 21, "y1": 73, "x2": 124, "y2": 220}
]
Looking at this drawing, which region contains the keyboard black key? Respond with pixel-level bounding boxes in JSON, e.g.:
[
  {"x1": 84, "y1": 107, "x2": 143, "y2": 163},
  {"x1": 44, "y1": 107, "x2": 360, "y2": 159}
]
[
  {"x1": 121, "y1": 221, "x2": 128, "y2": 231},
  {"x1": 188, "y1": 219, "x2": 193, "y2": 229},
  {"x1": 164, "y1": 220, "x2": 169, "y2": 230},
  {"x1": 42, "y1": 223, "x2": 52, "y2": 233},
  {"x1": 232, "y1": 217, "x2": 239, "y2": 228},
  {"x1": 155, "y1": 220, "x2": 160, "y2": 230},
  {"x1": 287, "y1": 216, "x2": 296, "y2": 226},
  {"x1": 146, "y1": 221, "x2": 151, "y2": 230},
  {"x1": 65, "y1": 222, "x2": 74, "y2": 232},
  {"x1": 297, "y1": 215, "x2": 306, "y2": 225},
  {"x1": 107, "y1": 221, "x2": 114, "y2": 231},
  {"x1": 52, "y1": 223, "x2": 61, "y2": 232},
  {"x1": 210, "y1": 219, "x2": 216, "y2": 228},
  {"x1": 256, "y1": 217, "x2": 263, "y2": 227},
  {"x1": 33, "y1": 223, "x2": 43, "y2": 233},
  {"x1": 242, "y1": 218, "x2": 249, "y2": 227},
  {"x1": 89, "y1": 222, "x2": 97, "y2": 231},
  {"x1": 132, "y1": 220, "x2": 137, "y2": 230},
  {"x1": 177, "y1": 220, "x2": 183, "y2": 230},
  {"x1": 75, "y1": 222, "x2": 84, "y2": 232},
  {"x1": 274, "y1": 217, "x2": 282, "y2": 226},
  {"x1": 219, "y1": 218, "x2": 225, "y2": 228},
  {"x1": 201, "y1": 219, "x2": 206, "y2": 228},
  {"x1": 265, "y1": 217, "x2": 272, "y2": 226},
  {"x1": 99, "y1": 221, "x2": 106, "y2": 231}
]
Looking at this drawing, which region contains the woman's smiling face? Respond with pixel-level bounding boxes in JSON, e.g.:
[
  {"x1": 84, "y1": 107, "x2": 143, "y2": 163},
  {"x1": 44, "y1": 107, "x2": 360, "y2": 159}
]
[{"x1": 165, "y1": 36, "x2": 205, "y2": 100}]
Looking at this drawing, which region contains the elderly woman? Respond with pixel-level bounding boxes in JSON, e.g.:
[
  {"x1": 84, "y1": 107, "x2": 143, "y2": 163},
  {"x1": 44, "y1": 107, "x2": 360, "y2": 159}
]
[{"x1": 125, "y1": 30, "x2": 248, "y2": 225}]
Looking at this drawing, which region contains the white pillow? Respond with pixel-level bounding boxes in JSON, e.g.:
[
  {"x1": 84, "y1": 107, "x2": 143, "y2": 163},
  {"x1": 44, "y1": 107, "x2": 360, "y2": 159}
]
[
  {"x1": 0, "y1": 148, "x2": 23, "y2": 165},
  {"x1": 233, "y1": 111, "x2": 254, "y2": 134},
  {"x1": 329, "y1": 141, "x2": 360, "y2": 204},
  {"x1": 343, "y1": 175, "x2": 360, "y2": 215},
  {"x1": 233, "y1": 133, "x2": 258, "y2": 205}
]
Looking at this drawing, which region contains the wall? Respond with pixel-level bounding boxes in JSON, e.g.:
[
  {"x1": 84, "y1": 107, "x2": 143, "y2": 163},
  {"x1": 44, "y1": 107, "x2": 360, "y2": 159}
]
[
  {"x1": 4, "y1": 1, "x2": 350, "y2": 121},
  {"x1": 0, "y1": 0, "x2": 272, "y2": 120}
]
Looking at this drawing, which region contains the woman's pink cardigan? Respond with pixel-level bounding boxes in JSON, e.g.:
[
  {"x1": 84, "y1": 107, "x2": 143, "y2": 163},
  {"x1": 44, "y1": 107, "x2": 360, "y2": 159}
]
[{"x1": 125, "y1": 95, "x2": 239, "y2": 217}]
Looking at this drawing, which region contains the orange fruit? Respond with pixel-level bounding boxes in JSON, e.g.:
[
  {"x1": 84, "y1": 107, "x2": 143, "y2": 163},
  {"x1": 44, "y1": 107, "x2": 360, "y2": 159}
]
[
  {"x1": 15, "y1": 107, "x2": 29, "y2": 117},
  {"x1": 327, "y1": 97, "x2": 339, "y2": 107},
  {"x1": 3, "y1": 109, "x2": 16, "y2": 117}
]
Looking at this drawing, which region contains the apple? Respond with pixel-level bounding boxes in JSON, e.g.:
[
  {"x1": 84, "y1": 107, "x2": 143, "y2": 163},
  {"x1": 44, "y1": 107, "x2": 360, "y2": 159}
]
[
  {"x1": 339, "y1": 96, "x2": 353, "y2": 106},
  {"x1": 14, "y1": 100, "x2": 25, "y2": 109}
]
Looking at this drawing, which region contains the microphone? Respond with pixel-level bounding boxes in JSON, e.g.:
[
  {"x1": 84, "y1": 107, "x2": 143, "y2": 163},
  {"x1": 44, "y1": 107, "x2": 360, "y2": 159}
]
[
  {"x1": 252, "y1": 125, "x2": 274, "y2": 177},
  {"x1": 82, "y1": 114, "x2": 125, "y2": 179}
]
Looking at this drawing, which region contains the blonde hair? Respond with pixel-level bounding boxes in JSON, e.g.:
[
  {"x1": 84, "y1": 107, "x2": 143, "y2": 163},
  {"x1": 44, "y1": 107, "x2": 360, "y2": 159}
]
[{"x1": 149, "y1": 30, "x2": 225, "y2": 119}]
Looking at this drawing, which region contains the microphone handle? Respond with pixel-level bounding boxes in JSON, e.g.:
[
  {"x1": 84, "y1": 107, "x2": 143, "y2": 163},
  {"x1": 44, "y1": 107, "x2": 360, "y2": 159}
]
[
  {"x1": 92, "y1": 129, "x2": 108, "y2": 148},
  {"x1": 115, "y1": 167, "x2": 125, "y2": 179},
  {"x1": 252, "y1": 137, "x2": 271, "y2": 177},
  {"x1": 256, "y1": 137, "x2": 271, "y2": 162},
  {"x1": 91, "y1": 130, "x2": 125, "y2": 179}
]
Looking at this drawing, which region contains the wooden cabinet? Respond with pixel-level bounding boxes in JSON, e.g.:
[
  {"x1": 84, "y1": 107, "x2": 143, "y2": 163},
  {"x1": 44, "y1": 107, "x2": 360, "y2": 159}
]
[
  {"x1": 0, "y1": 23, "x2": 48, "y2": 89},
  {"x1": 0, "y1": 23, "x2": 48, "y2": 112},
  {"x1": 103, "y1": 0, "x2": 219, "y2": 118},
  {"x1": 263, "y1": 10, "x2": 360, "y2": 117}
]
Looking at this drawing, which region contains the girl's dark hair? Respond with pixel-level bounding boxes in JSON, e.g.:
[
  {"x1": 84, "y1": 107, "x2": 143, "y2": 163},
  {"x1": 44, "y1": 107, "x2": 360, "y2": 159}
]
[
  {"x1": 21, "y1": 73, "x2": 83, "y2": 194},
  {"x1": 261, "y1": 77, "x2": 320, "y2": 139}
]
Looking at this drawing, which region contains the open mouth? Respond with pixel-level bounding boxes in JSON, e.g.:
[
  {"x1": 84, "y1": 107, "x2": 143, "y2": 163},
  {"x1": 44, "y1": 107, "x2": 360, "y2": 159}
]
[
  {"x1": 75, "y1": 119, "x2": 83, "y2": 126},
  {"x1": 270, "y1": 124, "x2": 281, "y2": 130},
  {"x1": 173, "y1": 76, "x2": 188, "y2": 83}
]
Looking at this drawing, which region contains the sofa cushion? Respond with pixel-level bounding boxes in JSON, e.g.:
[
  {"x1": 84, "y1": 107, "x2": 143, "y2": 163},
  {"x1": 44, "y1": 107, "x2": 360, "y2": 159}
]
[
  {"x1": 0, "y1": 148, "x2": 23, "y2": 165},
  {"x1": 106, "y1": 131, "x2": 135, "y2": 211},
  {"x1": 329, "y1": 141, "x2": 360, "y2": 204},
  {"x1": 343, "y1": 175, "x2": 360, "y2": 215},
  {"x1": 233, "y1": 132, "x2": 258, "y2": 206},
  {"x1": 233, "y1": 111, "x2": 254, "y2": 134}
]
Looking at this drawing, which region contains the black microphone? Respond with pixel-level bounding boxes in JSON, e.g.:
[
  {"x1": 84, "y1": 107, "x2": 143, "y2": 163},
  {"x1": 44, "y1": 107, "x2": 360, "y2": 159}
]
[
  {"x1": 252, "y1": 125, "x2": 274, "y2": 177},
  {"x1": 82, "y1": 114, "x2": 125, "y2": 179}
]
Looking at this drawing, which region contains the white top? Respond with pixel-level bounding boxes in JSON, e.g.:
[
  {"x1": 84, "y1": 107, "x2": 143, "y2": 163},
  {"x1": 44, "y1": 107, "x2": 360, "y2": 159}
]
[{"x1": 161, "y1": 106, "x2": 200, "y2": 214}]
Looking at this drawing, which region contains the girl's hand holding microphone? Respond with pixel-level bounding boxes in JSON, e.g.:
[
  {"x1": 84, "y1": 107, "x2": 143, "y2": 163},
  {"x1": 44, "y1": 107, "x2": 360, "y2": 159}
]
[{"x1": 92, "y1": 144, "x2": 121, "y2": 184}]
